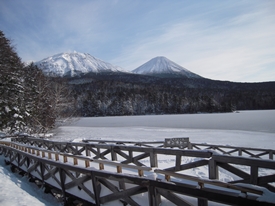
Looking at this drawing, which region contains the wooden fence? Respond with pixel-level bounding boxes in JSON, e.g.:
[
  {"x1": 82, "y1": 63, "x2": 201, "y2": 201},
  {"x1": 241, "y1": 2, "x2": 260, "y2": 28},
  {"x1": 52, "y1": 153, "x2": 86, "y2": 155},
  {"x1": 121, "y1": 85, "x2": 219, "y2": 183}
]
[
  {"x1": 12, "y1": 136, "x2": 275, "y2": 160},
  {"x1": 0, "y1": 137, "x2": 274, "y2": 205}
]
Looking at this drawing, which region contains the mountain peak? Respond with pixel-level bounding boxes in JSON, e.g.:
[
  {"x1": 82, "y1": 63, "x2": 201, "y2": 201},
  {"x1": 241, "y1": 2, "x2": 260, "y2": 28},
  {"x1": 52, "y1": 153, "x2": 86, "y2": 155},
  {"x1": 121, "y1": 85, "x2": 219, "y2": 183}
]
[
  {"x1": 35, "y1": 52, "x2": 123, "y2": 77},
  {"x1": 132, "y1": 56, "x2": 202, "y2": 78}
]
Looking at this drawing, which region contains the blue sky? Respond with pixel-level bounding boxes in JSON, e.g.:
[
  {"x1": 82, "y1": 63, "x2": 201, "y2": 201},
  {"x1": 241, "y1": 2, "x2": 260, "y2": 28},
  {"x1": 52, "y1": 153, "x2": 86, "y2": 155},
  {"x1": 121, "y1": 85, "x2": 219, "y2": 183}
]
[{"x1": 1, "y1": 0, "x2": 274, "y2": 82}]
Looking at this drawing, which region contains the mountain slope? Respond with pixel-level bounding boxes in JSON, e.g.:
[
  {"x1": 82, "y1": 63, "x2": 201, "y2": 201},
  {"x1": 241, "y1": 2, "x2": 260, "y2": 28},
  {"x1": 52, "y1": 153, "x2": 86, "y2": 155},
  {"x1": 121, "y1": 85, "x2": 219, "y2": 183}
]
[
  {"x1": 132, "y1": 56, "x2": 202, "y2": 78},
  {"x1": 35, "y1": 52, "x2": 123, "y2": 77}
]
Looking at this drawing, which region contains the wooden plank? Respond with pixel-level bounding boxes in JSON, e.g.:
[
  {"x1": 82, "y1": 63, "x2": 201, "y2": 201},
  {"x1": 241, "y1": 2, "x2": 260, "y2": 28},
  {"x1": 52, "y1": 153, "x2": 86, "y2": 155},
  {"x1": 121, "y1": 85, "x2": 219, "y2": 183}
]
[
  {"x1": 19, "y1": 155, "x2": 28, "y2": 167},
  {"x1": 258, "y1": 174, "x2": 275, "y2": 185},
  {"x1": 132, "y1": 152, "x2": 150, "y2": 166},
  {"x1": 218, "y1": 162, "x2": 250, "y2": 180},
  {"x1": 64, "y1": 171, "x2": 95, "y2": 199},
  {"x1": 93, "y1": 159, "x2": 152, "y2": 171},
  {"x1": 115, "y1": 149, "x2": 131, "y2": 163},
  {"x1": 149, "y1": 179, "x2": 268, "y2": 206},
  {"x1": 213, "y1": 155, "x2": 275, "y2": 169},
  {"x1": 83, "y1": 139, "x2": 163, "y2": 145},
  {"x1": 100, "y1": 186, "x2": 146, "y2": 206},
  {"x1": 154, "y1": 169, "x2": 263, "y2": 195},
  {"x1": 94, "y1": 149, "x2": 110, "y2": 160},
  {"x1": 98, "y1": 178, "x2": 139, "y2": 205},
  {"x1": 193, "y1": 143, "x2": 275, "y2": 153},
  {"x1": 165, "y1": 159, "x2": 209, "y2": 172},
  {"x1": 91, "y1": 172, "x2": 101, "y2": 205}
]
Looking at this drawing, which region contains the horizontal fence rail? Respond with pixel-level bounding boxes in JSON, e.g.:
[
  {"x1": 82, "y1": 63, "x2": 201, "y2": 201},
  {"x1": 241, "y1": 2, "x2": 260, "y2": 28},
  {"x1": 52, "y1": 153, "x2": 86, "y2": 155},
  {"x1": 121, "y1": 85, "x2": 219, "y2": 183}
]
[
  {"x1": 191, "y1": 143, "x2": 275, "y2": 160},
  {"x1": 12, "y1": 136, "x2": 275, "y2": 160},
  {"x1": 1, "y1": 137, "x2": 275, "y2": 205}
]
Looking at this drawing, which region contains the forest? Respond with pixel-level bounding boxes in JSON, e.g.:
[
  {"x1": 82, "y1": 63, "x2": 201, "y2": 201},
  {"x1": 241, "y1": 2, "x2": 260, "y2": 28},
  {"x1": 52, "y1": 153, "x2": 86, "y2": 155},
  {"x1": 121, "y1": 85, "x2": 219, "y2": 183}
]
[{"x1": 71, "y1": 77, "x2": 275, "y2": 117}]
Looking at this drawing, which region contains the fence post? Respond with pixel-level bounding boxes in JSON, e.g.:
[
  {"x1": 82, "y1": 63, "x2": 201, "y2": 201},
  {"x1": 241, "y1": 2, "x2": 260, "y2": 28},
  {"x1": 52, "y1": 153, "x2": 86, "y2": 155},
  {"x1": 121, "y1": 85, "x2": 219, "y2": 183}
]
[
  {"x1": 91, "y1": 171, "x2": 101, "y2": 205},
  {"x1": 269, "y1": 150, "x2": 273, "y2": 160},
  {"x1": 150, "y1": 149, "x2": 158, "y2": 168},
  {"x1": 111, "y1": 146, "x2": 117, "y2": 161},
  {"x1": 148, "y1": 184, "x2": 161, "y2": 206},
  {"x1": 17, "y1": 153, "x2": 20, "y2": 167},
  {"x1": 188, "y1": 142, "x2": 193, "y2": 149},
  {"x1": 175, "y1": 155, "x2": 181, "y2": 171},
  {"x1": 250, "y1": 166, "x2": 258, "y2": 185},
  {"x1": 59, "y1": 168, "x2": 67, "y2": 204},
  {"x1": 40, "y1": 162, "x2": 45, "y2": 183},
  {"x1": 85, "y1": 145, "x2": 91, "y2": 157},
  {"x1": 238, "y1": 149, "x2": 242, "y2": 156},
  {"x1": 209, "y1": 158, "x2": 219, "y2": 180},
  {"x1": 198, "y1": 198, "x2": 208, "y2": 206}
]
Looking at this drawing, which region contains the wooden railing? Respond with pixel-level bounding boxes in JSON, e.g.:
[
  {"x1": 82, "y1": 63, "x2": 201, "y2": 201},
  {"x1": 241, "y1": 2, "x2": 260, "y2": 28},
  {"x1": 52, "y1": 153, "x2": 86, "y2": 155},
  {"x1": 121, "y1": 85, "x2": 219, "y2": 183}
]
[
  {"x1": 1, "y1": 141, "x2": 274, "y2": 206},
  {"x1": 2, "y1": 137, "x2": 275, "y2": 205},
  {"x1": 190, "y1": 143, "x2": 275, "y2": 160}
]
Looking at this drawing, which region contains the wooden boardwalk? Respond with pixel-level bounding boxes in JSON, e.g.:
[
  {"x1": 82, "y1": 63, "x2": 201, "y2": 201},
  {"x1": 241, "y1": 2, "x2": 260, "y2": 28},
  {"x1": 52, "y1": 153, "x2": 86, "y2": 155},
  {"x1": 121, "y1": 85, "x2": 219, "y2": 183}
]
[{"x1": 0, "y1": 137, "x2": 275, "y2": 205}]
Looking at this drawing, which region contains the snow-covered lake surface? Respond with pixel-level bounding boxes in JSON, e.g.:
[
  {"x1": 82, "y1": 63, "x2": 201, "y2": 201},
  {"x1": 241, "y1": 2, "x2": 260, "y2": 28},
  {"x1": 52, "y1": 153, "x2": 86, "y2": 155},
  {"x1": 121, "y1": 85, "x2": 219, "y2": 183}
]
[
  {"x1": 52, "y1": 110, "x2": 275, "y2": 149},
  {"x1": 1, "y1": 110, "x2": 275, "y2": 205}
]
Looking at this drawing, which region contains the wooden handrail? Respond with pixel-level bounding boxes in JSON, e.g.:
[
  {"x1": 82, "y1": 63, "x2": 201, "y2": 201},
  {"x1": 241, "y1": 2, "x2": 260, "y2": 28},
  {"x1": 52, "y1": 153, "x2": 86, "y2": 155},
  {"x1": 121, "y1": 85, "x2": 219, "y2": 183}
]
[
  {"x1": 154, "y1": 169, "x2": 263, "y2": 195},
  {"x1": 0, "y1": 141, "x2": 152, "y2": 177}
]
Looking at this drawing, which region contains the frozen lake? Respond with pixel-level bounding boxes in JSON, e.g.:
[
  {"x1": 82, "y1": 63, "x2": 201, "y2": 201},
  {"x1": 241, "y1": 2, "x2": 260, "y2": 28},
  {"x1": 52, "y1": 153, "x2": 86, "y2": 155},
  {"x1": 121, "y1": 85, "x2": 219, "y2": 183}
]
[
  {"x1": 52, "y1": 110, "x2": 275, "y2": 149},
  {"x1": 72, "y1": 110, "x2": 275, "y2": 132}
]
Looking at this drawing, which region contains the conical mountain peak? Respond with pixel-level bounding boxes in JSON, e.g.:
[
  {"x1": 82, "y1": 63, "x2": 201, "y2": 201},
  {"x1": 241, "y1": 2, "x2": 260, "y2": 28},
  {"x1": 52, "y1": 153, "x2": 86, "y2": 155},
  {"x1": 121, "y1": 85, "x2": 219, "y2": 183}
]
[{"x1": 132, "y1": 56, "x2": 202, "y2": 78}]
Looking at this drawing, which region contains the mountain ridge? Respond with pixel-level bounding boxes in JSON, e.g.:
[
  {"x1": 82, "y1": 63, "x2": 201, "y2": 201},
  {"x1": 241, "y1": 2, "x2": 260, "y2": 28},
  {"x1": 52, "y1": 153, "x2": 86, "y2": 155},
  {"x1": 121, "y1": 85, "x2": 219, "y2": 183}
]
[
  {"x1": 35, "y1": 52, "x2": 123, "y2": 77},
  {"x1": 35, "y1": 52, "x2": 204, "y2": 79}
]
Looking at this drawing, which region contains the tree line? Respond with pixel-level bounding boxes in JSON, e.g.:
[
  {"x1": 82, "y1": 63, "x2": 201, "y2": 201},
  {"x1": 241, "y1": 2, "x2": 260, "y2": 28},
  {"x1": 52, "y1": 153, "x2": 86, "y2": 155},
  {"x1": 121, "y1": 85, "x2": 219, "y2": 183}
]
[{"x1": 72, "y1": 80, "x2": 275, "y2": 117}]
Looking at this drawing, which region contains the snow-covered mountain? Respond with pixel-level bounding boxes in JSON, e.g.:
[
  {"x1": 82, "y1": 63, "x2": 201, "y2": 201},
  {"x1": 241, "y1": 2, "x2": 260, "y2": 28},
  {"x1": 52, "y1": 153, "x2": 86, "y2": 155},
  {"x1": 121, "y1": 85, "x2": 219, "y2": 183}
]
[
  {"x1": 35, "y1": 52, "x2": 123, "y2": 77},
  {"x1": 132, "y1": 56, "x2": 202, "y2": 78}
]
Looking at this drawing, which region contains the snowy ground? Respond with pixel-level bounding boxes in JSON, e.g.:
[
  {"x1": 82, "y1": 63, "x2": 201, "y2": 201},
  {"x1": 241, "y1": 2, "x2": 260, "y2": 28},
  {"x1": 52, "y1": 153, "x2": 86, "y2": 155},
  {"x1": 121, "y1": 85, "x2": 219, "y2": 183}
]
[{"x1": 1, "y1": 110, "x2": 275, "y2": 205}]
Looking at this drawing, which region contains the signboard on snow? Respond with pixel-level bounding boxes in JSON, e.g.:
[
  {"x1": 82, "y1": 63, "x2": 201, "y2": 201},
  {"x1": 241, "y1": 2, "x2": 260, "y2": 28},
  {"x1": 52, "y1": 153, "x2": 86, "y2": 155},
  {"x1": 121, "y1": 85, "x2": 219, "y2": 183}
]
[{"x1": 164, "y1": 137, "x2": 190, "y2": 149}]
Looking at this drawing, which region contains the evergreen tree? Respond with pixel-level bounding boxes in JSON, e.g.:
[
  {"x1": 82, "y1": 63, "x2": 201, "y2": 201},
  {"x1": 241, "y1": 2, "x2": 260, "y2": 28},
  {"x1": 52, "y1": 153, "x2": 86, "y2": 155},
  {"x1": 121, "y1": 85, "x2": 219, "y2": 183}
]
[
  {"x1": 0, "y1": 31, "x2": 25, "y2": 133},
  {"x1": 0, "y1": 31, "x2": 58, "y2": 134},
  {"x1": 23, "y1": 63, "x2": 55, "y2": 133}
]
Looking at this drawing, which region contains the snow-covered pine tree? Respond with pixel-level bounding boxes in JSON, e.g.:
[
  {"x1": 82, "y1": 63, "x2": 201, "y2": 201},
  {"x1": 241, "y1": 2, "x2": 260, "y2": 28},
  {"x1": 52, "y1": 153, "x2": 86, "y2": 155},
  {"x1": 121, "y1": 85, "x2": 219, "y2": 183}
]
[
  {"x1": 0, "y1": 30, "x2": 26, "y2": 133},
  {"x1": 23, "y1": 63, "x2": 56, "y2": 133},
  {"x1": 0, "y1": 31, "x2": 59, "y2": 134}
]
